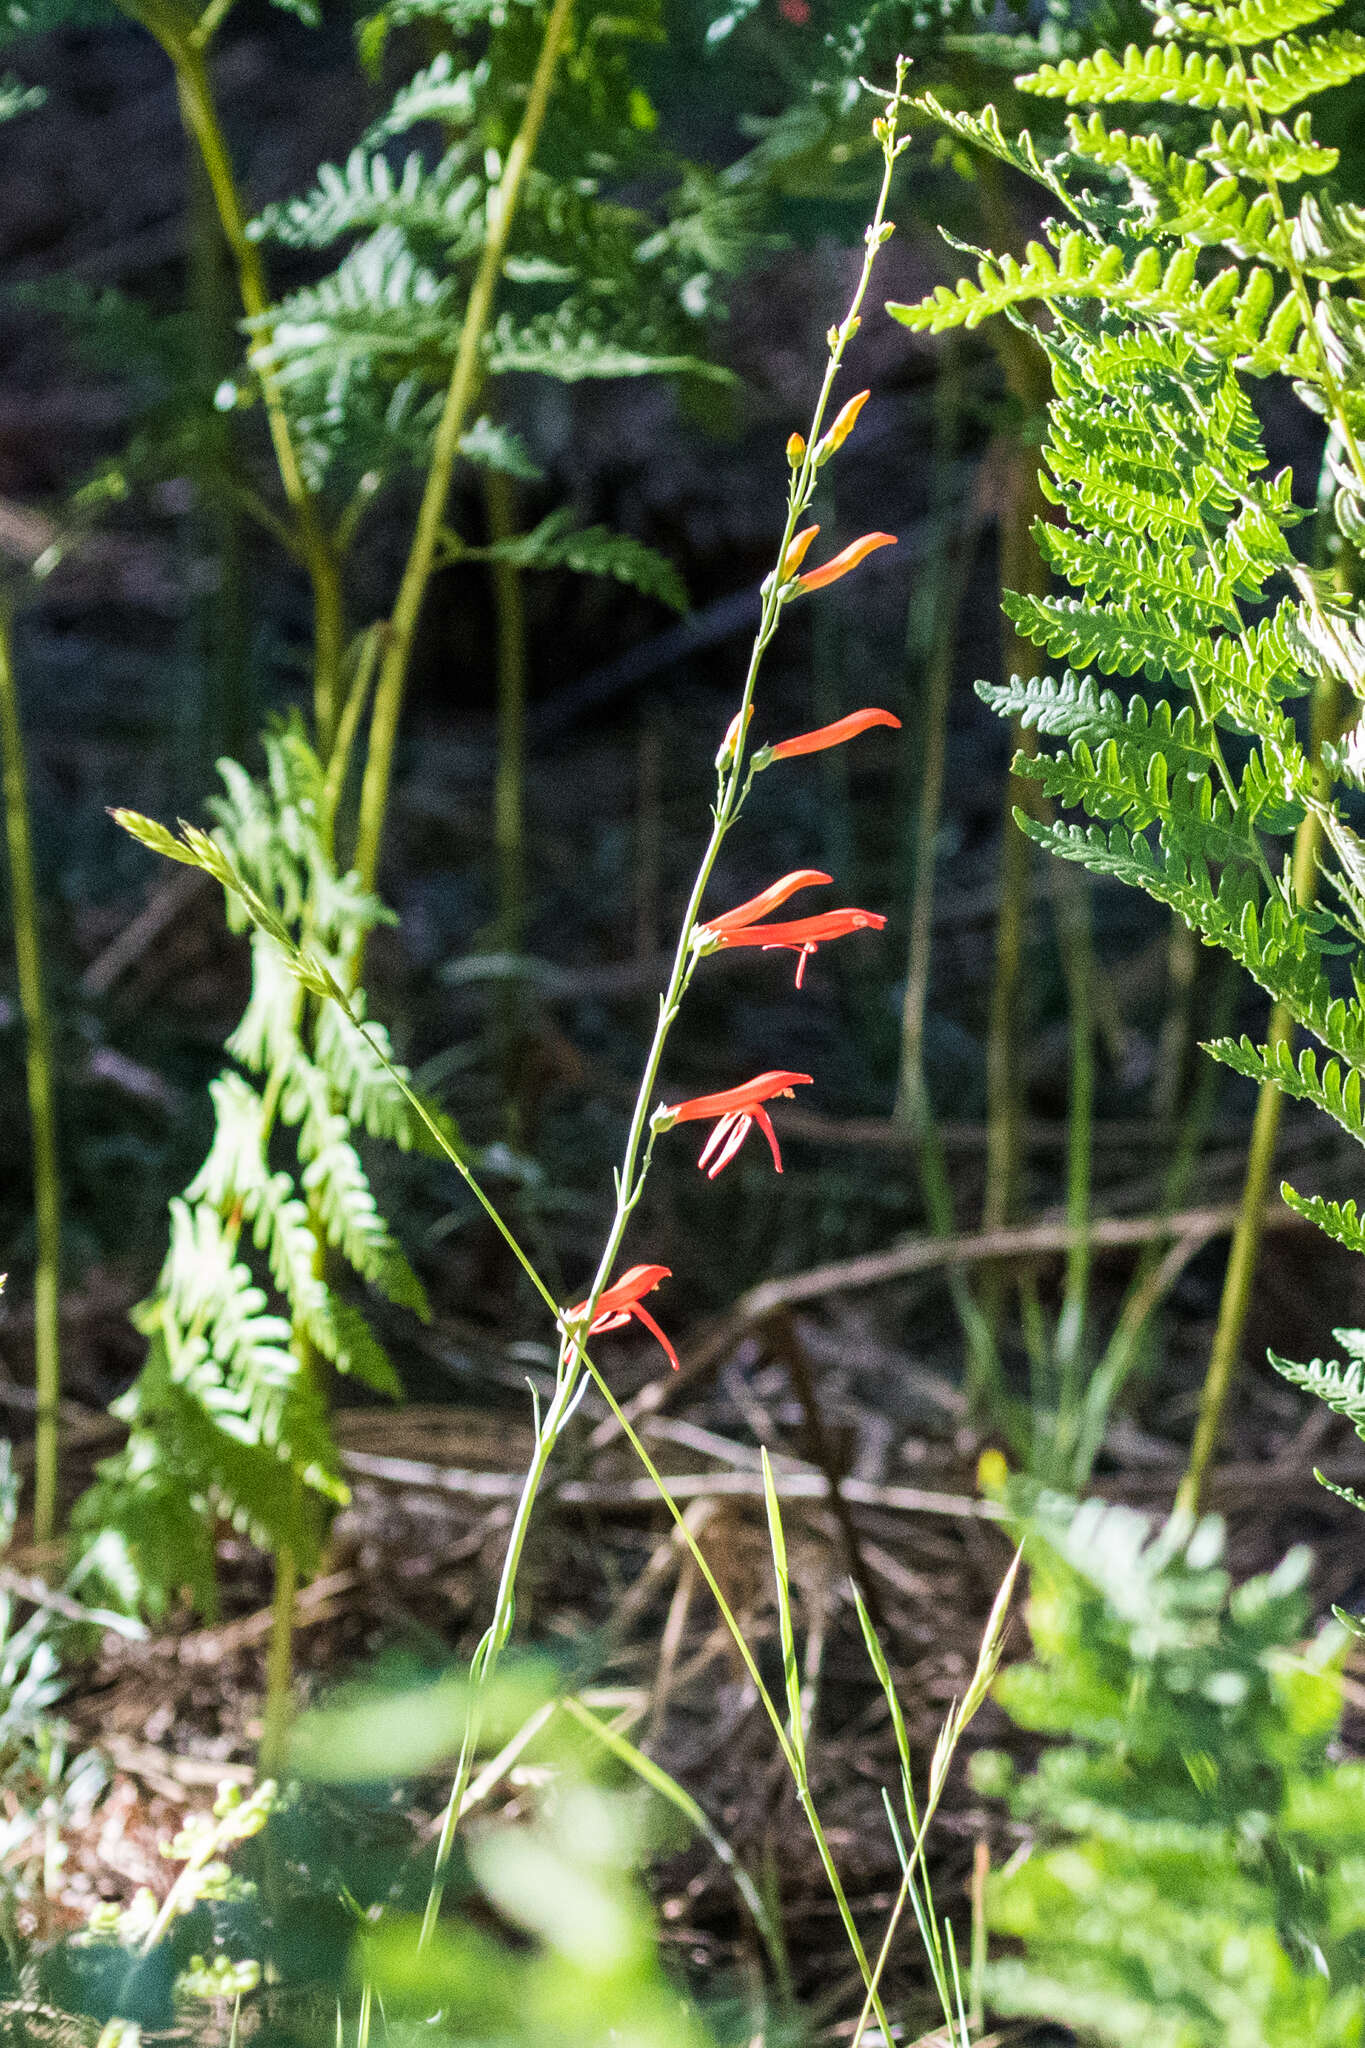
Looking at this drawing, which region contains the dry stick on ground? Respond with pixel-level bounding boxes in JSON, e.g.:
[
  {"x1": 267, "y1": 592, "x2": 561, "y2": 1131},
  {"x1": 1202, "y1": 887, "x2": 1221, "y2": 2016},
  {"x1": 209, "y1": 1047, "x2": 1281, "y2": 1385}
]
[{"x1": 587, "y1": 1198, "x2": 1308, "y2": 1462}]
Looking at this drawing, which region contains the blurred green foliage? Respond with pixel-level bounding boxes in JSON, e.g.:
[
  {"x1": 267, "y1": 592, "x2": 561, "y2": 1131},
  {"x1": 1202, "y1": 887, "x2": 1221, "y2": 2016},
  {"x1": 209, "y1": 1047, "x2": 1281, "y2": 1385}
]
[{"x1": 976, "y1": 1494, "x2": 1365, "y2": 2046}]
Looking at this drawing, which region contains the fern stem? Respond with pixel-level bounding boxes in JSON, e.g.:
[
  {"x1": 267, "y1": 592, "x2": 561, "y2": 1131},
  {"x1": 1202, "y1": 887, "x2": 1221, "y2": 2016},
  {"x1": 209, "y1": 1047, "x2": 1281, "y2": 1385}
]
[
  {"x1": 144, "y1": 12, "x2": 346, "y2": 751},
  {"x1": 893, "y1": 491, "x2": 1008, "y2": 1415},
  {"x1": 1178, "y1": 685, "x2": 1337, "y2": 1513},
  {"x1": 487, "y1": 465, "x2": 527, "y2": 964},
  {"x1": 1051, "y1": 864, "x2": 1094, "y2": 1430},
  {"x1": 0, "y1": 607, "x2": 60, "y2": 1545},
  {"x1": 353, "y1": 0, "x2": 575, "y2": 902},
  {"x1": 259, "y1": 1537, "x2": 299, "y2": 1780},
  {"x1": 321, "y1": 626, "x2": 385, "y2": 860}
]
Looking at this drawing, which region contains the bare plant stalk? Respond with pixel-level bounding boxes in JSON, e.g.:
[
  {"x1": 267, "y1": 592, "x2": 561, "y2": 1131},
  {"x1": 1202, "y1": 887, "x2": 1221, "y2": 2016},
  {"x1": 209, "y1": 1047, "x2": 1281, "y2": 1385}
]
[
  {"x1": 353, "y1": 0, "x2": 576, "y2": 901},
  {"x1": 0, "y1": 607, "x2": 60, "y2": 1544}
]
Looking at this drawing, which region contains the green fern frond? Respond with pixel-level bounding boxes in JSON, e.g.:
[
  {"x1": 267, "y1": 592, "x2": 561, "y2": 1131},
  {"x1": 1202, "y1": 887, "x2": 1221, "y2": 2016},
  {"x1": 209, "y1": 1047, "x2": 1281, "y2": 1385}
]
[
  {"x1": 73, "y1": 1434, "x2": 220, "y2": 1622},
  {"x1": 253, "y1": 230, "x2": 457, "y2": 390},
  {"x1": 907, "y1": 93, "x2": 1072, "y2": 203},
  {"x1": 1003, "y1": 588, "x2": 1305, "y2": 728},
  {"x1": 1279, "y1": 1183, "x2": 1365, "y2": 1255},
  {"x1": 1020, "y1": 741, "x2": 1256, "y2": 861},
  {"x1": 287, "y1": 1075, "x2": 428, "y2": 1317},
  {"x1": 1019, "y1": 43, "x2": 1248, "y2": 108},
  {"x1": 977, "y1": 673, "x2": 1214, "y2": 778},
  {"x1": 457, "y1": 415, "x2": 544, "y2": 480},
  {"x1": 1199, "y1": 110, "x2": 1337, "y2": 179},
  {"x1": 1246, "y1": 29, "x2": 1365, "y2": 112},
  {"x1": 313, "y1": 999, "x2": 460, "y2": 1158},
  {"x1": 250, "y1": 148, "x2": 482, "y2": 252},
  {"x1": 363, "y1": 50, "x2": 488, "y2": 142},
  {"x1": 484, "y1": 305, "x2": 727, "y2": 382},
  {"x1": 1207, "y1": 1035, "x2": 1365, "y2": 1143},
  {"x1": 1156, "y1": 0, "x2": 1341, "y2": 49},
  {"x1": 1271, "y1": 1344, "x2": 1365, "y2": 1436},
  {"x1": 456, "y1": 507, "x2": 688, "y2": 610},
  {"x1": 1291, "y1": 191, "x2": 1365, "y2": 279}
]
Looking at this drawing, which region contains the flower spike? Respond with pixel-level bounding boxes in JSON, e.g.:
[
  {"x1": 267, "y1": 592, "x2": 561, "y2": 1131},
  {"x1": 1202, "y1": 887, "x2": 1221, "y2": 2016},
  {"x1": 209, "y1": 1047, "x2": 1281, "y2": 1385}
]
[
  {"x1": 768, "y1": 709, "x2": 901, "y2": 760},
  {"x1": 660, "y1": 1070, "x2": 813, "y2": 1178},
  {"x1": 565, "y1": 1264, "x2": 677, "y2": 1369},
  {"x1": 797, "y1": 531, "x2": 896, "y2": 592}
]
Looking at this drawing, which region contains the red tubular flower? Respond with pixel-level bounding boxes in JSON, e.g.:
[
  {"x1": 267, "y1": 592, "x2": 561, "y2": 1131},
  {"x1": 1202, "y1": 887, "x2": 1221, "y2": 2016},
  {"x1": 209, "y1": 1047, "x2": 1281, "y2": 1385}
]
[
  {"x1": 565, "y1": 1264, "x2": 677, "y2": 1369},
  {"x1": 699, "y1": 872, "x2": 886, "y2": 986},
  {"x1": 768, "y1": 709, "x2": 902, "y2": 760},
  {"x1": 797, "y1": 531, "x2": 896, "y2": 592},
  {"x1": 663, "y1": 1070, "x2": 813, "y2": 1178},
  {"x1": 703, "y1": 868, "x2": 832, "y2": 937},
  {"x1": 710, "y1": 908, "x2": 888, "y2": 987}
]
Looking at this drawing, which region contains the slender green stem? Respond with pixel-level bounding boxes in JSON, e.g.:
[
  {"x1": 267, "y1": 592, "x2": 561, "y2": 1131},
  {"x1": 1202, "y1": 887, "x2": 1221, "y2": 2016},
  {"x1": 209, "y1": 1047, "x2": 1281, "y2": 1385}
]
[
  {"x1": 1178, "y1": 682, "x2": 1336, "y2": 1512},
  {"x1": 131, "y1": 5, "x2": 345, "y2": 750},
  {"x1": 0, "y1": 607, "x2": 60, "y2": 1545},
  {"x1": 321, "y1": 627, "x2": 385, "y2": 858},
  {"x1": 187, "y1": 147, "x2": 251, "y2": 769},
  {"x1": 1050, "y1": 864, "x2": 1093, "y2": 1437},
  {"x1": 893, "y1": 492, "x2": 1008, "y2": 1416},
  {"x1": 259, "y1": 1531, "x2": 299, "y2": 1779},
  {"x1": 353, "y1": 0, "x2": 575, "y2": 902},
  {"x1": 981, "y1": 444, "x2": 1050, "y2": 1349},
  {"x1": 1069, "y1": 953, "x2": 1237, "y2": 1487},
  {"x1": 486, "y1": 466, "x2": 527, "y2": 961}
]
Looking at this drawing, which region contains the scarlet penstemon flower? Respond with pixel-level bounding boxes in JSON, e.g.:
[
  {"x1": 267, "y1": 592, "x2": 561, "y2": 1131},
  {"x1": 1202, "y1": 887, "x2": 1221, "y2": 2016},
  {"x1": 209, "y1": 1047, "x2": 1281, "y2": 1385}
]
[
  {"x1": 796, "y1": 530, "x2": 897, "y2": 592},
  {"x1": 564, "y1": 1263, "x2": 678, "y2": 1369},
  {"x1": 764, "y1": 708, "x2": 901, "y2": 761},
  {"x1": 654, "y1": 1069, "x2": 813, "y2": 1177},
  {"x1": 696, "y1": 870, "x2": 887, "y2": 986}
]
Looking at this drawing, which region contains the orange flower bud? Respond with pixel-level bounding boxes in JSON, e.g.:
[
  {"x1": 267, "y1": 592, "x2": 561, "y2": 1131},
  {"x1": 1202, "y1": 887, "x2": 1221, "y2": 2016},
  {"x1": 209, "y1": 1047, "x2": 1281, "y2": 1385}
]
[
  {"x1": 780, "y1": 524, "x2": 820, "y2": 581},
  {"x1": 797, "y1": 531, "x2": 897, "y2": 592},
  {"x1": 786, "y1": 432, "x2": 806, "y2": 468},
  {"x1": 817, "y1": 389, "x2": 870, "y2": 464},
  {"x1": 715, "y1": 703, "x2": 753, "y2": 770}
]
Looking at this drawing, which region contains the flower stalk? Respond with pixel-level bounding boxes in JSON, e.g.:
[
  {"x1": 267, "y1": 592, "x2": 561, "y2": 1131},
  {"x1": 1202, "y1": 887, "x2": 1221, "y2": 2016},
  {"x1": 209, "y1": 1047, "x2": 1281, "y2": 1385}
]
[{"x1": 414, "y1": 57, "x2": 912, "y2": 1975}]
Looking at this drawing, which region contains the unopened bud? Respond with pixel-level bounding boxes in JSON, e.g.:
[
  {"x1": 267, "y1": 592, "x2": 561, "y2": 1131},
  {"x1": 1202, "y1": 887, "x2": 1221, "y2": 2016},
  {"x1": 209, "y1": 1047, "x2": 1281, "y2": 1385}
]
[
  {"x1": 786, "y1": 432, "x2": 806, "y2": 468},
  {"x1": 780, "y1": 524, "x2": 820, "y2": 581},
  {"x1": 715, "y1": 704, "x2": 753, "y2": 770},
  {"x1": 816, "y1": 389, "x2": 870, "y2": 465}
]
